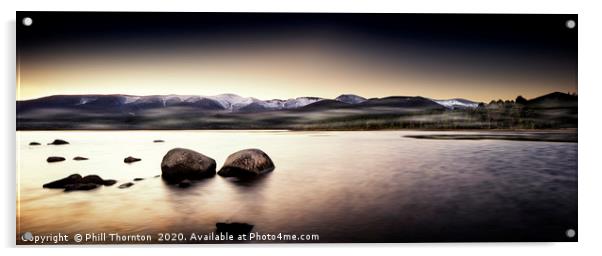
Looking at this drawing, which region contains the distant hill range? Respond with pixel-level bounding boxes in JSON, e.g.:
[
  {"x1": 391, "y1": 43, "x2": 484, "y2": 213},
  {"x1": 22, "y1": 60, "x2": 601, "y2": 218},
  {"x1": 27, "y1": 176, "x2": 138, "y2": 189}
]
[
  {"x1": 16, "y1": 92, "x2": 577, "y2": 130},
  {"x1": 17, "y1": 93, "x2": 462, "y2": 113}
]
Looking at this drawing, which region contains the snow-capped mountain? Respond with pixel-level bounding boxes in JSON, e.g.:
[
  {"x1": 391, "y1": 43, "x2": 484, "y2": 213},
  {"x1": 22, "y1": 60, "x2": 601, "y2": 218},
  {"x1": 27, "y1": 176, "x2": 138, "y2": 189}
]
[
  {"x1": 206, "y1": 94, "x2": 259, "y2": 111},
  {"x1": 18, "y1": 93, "x2": 482, "y2": 115},
  {"x1": 335, "y1": 94, "x2": 367, "y2": 104},
  {"x1": 17, "y1": 92, "x2": 578, "y2": 130},
  {"x1": 433, "y1": 98, "x2": 480, "y2": 109},
  {"x1": 24, "y1": 93, "x2": 329, "y2": 113},
  {"x1": 207, "y1": 94, "x2": 324, "y2": 111},
  {"x1": 284, "y1": 97, "x2": 323, "y2": 109}
]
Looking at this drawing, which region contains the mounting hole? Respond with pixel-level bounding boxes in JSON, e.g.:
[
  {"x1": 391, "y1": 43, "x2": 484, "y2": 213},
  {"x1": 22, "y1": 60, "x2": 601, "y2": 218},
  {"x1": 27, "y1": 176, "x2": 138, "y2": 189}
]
[
  {"x1": 22, "y1": 17, "x2": 33, "y2": 26},
  {"x1": 566, "y1": 19, "x2": 576, "y2": 29},
  {"x1": 566, "y1": 228, "x2": 576, "y2": 238}
]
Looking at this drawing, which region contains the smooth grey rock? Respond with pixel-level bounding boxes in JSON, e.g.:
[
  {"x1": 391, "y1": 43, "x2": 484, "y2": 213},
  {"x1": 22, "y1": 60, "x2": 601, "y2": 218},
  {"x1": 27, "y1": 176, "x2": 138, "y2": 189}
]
[
  {"x1": 160, "y1": 148, "x2": 216, "y2": 183},
  {"x1": 218, "y1": 149, "x2": 275, "y2": 178}
]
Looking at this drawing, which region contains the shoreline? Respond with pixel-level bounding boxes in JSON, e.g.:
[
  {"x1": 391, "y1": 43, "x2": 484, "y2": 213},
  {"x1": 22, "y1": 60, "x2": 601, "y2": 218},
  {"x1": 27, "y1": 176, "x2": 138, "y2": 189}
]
[{"x1": 404, "y1": 132, "x2": 577, "y2": 143}]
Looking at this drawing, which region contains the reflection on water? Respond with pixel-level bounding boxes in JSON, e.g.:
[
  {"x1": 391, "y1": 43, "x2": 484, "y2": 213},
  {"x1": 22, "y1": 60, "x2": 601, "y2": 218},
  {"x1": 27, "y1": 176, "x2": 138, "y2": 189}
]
[{"x1": 16, "y1": 130, "x2": 577, "y2": 242}]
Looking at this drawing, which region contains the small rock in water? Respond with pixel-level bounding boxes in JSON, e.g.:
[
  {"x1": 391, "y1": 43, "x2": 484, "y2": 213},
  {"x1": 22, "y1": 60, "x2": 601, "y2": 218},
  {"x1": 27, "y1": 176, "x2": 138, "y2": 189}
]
[
  {"x1": 133, "y1": 178, "x2": 144, "y2": 181},
  {"x1": 46, "y1": 156, "x2": 66, "y2": 163},
  {"x1": 118, "y1": 182, "x2": 134, "y2": 189},
  {"x1": 178, "y1": 179, "x2": 191, "y2": 188},
  {"x1": 154, "y1": 175, "x2": 160, "y2": 178},
  {"x1": 218, "y1": 149, "x2": 275, "y2": 178},
  {"x1": 43, "y1": 174, "x2": 82, "y2": 188},
  {"x1": 153, "y1": 140, "x2": 165, "y2": 143},
  {"x1": 124, "y1": 156, "x2": 141, "y2": 163},
  {"x1": 103, "y1": 180, "x2": 117, "y2": 186},
  {"x1": 29, "y1": 142, "x2": 41, "y2": 146},
  {"x1": 73, "y1": 156, "x2": 89, "y2": 161},
  {"x1": 215, "y1": 222, "x2": 254, "y2": 240},
  {"x1": 80, "y1": 175, "x2": 104, "y2": 184},
  {"x1": 43, "y1": 174, "x2": 116, "y2": 192},
  {"x1": 48, "y1": 139, "x2": 69, "y2": 145}
]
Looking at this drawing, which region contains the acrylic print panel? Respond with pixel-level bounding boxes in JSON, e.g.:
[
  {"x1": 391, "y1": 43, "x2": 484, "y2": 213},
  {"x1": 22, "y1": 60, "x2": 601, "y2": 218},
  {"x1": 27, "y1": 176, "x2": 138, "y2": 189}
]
[{"x1": 16, "y1": 12, "x2": 577, "y2": 244}]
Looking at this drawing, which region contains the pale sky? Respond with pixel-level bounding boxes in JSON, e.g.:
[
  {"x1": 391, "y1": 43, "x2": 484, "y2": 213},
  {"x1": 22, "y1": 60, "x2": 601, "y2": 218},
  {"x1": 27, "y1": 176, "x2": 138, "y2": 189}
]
[{"x1": 17, "y1": 13, "x2": 577, "y2": 102}]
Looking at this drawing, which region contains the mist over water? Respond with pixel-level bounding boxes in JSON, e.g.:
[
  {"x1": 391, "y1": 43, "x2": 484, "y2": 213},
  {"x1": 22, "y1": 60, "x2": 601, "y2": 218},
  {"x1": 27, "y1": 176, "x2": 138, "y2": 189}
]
[{"x1": 17, "y1": 130, "x2": 577, "y2": 242}]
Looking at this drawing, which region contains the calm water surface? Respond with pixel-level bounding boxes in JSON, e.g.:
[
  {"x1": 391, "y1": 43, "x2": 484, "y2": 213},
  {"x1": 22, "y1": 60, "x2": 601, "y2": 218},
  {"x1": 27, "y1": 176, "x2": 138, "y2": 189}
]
[{"x1": 16, "y1": 130, "x2": 577, "y2": 243}]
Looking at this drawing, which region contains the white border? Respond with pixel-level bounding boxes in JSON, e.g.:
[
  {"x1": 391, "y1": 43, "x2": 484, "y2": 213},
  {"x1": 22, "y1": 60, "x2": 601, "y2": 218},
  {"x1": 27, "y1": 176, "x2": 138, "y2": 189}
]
[{"x1": 3, "y1": 0, "x2": 602, "y2": 255}]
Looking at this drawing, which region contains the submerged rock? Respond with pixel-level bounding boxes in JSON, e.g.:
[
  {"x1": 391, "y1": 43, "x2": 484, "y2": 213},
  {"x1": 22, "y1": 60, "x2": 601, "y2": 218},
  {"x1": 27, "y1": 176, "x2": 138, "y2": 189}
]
[
  {"x1": 29, "y1": 142, "x2": 41, "y2": 146},
  {"x1": 215, "y1": 222, "x2": 254, "y2": 240},
  {"x1": 153, "y1": 140, "x2": 165, "y2": 143},
  {"x1": 43, "y1": 174, "x2": 82, "y2": 188},
  {"x1": 43, "y1": 174, "x2": 115, "y2": 191},
  {"x1": 73, "y1": 156, "x2": 89, "y2": 161},
  {"x1": 218, "y1": 149, "x2": 275, "y2": 178},
  {"x1": 48, "y1": 139, "x2": 69, "y2": 145},
  {"x1": 124, "y1": 156, "x2": 141, "y2": 163},
  {"x1": 118, "y1": 182, "x2": 134, "y2": 189},
  {"x1": 103, "y1": 179, "x2": 117, "y2": 186},
  {"x1": 64, "y1": 183, "x2": 99, "y2": 192},
  {"x1": 81, "y1": 175, "x2": 105, "y2": 185},
  {"x1": 178, "y1": 179, "x2": 191, "y2": 188},
  {"x1": 160, "y1": 148, "x2": 216, "y2": 183},
  {"x1": 46, "y1": 156, "x2": 66, "y2": 163}
]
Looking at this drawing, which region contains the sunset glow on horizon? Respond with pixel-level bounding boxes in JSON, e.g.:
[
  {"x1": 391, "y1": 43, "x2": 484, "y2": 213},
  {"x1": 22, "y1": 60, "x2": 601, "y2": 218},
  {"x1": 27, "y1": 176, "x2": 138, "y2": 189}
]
[{"x1": 17, "y1": 13, "x2": 577, "y2": 102}]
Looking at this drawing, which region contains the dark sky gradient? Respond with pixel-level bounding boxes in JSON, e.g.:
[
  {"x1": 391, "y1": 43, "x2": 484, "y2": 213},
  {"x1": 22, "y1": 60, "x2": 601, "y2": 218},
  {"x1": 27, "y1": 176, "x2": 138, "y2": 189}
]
[{"x1": 16, "y1": 12, "x2": 577, "y2": 102}]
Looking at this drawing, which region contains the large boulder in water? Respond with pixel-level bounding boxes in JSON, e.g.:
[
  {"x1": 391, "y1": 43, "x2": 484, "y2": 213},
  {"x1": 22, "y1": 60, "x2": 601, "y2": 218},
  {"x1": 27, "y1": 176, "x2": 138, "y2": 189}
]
[
  {"x1": 218, "y1": 149, "x2": 275, "y2": 178},
  {"x1": 160, "y1": 148, "x2": 216, "y2": 183}
]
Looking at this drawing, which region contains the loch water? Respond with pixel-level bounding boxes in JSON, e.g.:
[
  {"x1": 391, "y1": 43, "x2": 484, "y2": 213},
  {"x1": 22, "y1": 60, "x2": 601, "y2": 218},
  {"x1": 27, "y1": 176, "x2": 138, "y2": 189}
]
[{"x1": 17, "y1": 130, "x2": 577, "y2": 243}]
